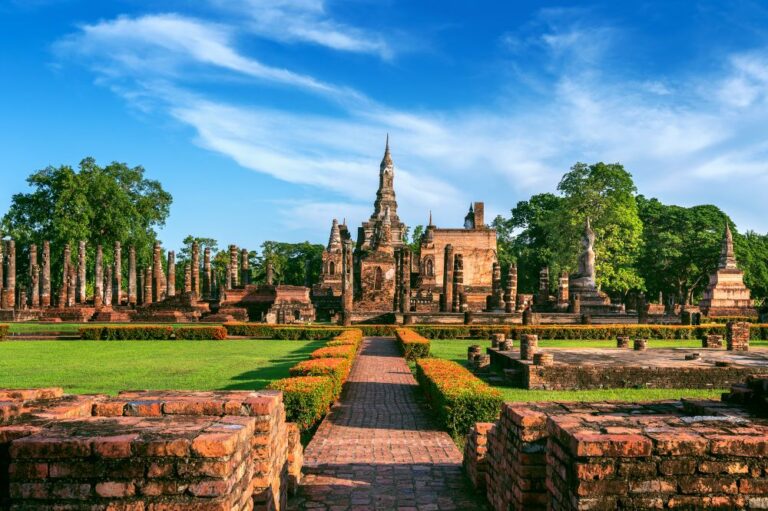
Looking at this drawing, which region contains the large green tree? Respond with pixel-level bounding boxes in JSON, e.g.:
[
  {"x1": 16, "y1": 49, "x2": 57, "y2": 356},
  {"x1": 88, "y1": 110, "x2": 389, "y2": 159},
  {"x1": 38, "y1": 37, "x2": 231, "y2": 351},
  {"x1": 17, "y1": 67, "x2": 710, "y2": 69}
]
[
  {"x1": 636, "y1": 197, "x2": 727, "y2": 306},
  {"x1": 253, "y1": 241, "x2": 324, "y2": 286},
  {"x1": 496, "y1": 163, "x2": 644, "y2": 297},
  {"x1": 1, "y1": 158, "x2": 172, "y2": 292}
]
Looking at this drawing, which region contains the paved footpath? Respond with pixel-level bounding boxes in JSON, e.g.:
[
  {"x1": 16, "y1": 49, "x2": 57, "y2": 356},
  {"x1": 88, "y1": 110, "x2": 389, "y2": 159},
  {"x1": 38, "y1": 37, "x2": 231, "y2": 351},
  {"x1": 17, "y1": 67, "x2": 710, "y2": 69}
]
[{"x1": 289, "y1": 337, "x2": 487, "y2": 511}]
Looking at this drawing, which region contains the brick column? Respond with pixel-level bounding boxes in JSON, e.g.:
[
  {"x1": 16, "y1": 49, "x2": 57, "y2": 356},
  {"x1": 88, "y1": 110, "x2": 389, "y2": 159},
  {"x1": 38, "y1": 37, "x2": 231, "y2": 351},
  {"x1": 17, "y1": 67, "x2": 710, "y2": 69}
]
[
  {"x1": 504, "y1": 263, "x2": 517, "y2": 313},
  {"x1": 113, "y1": 241, "x2": 122, "y2": 306},
  {"x1": 452, "y1": 254, "x2": 463, "y2": 313},
  {"x1": 341, "y1": 240, "x2": 353, "y2": 324},
  {"x1": 490, "y1": 262, "x2": 503, "y2": 310},
  {"x1": 241, "y1": 248, "x2": 250, "y2": 285},
  {"x1": 66, "y1": 265, "x2": 76, "y2": 307},
  {"x1": 558, "y1": 271, "x2": 569, "y2": 308},
  {"x1": 538, "y1": 266, "x2": 549, "y2": 306},
  {"x1": 727, "y1": 321, "x2": 750, "y2": 351},
  {"x1": 402, "y1": 248, "x2": 411, "y2": 313},
  {"x1": 167, "y1": 251, "x2": 176, "y2": 298},
  {"x1": 94, "y1": 245, "x2": 103, "y2": 308},
  {"x1": 229, "y1": 245, "x2": 239, "y2": 288},
  {"x1": 394, "y1": 249, "x2": 402, "y2": 312},
  {"x1": 103, "y1": 266, "x2": 113, "y2": 307},
  {"x1": 265, "y1": 260, "x2": 274, "y2": 286},
  {"x1": 59, "y1": 244, "x2": 70, "y2": 307},
  {"x1": 3, "y1": 240, "x2": 15, "y2": 309},
  {"x1": 77, "y1": 240, "x2": 86, "y2": 304},
  {"x1": 203, "y1": 247, "x2": 211, "y2": 298},
  {"x1": 144, "y1": 267, "x2": 153, "y2": 305},
  {"x1": 191, "y1": 241, "x2": 200, "y2": 297},
  {"x1": 184, "y1": 263, "x2": 192, "y2": 294},
  {"x1": 29, "y1": 244, "x2": 39, "y2": 308},
  {"x1": 152, "y1": 242, "x2": 163, "y2": 302},
  {"x1": 41, "y1": 241, "x2": 51, "y2": 307},
  {"x1": 0, "y1": 239, "x2": 4, "y2": 308},
  {"x1": 128, "y1": 246, "x2": 137, "y2": 306},
  {"x1": 442, "y1": 244, "x2": 454, "y2": 313}
]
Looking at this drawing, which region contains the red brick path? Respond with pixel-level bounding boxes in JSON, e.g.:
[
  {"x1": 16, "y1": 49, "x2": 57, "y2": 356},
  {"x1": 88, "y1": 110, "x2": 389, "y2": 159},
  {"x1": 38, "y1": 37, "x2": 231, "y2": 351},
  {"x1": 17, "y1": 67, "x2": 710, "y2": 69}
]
[{"x1": 291, "y1": 337, "x2": 486, "y2": 510}]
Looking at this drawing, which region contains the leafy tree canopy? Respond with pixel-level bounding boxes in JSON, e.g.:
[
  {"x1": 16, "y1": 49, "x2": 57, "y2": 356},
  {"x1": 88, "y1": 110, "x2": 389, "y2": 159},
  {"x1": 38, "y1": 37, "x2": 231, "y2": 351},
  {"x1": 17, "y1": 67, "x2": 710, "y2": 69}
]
[{"x1": 1, "y1": 158, "x2": 172, "y2": 290}]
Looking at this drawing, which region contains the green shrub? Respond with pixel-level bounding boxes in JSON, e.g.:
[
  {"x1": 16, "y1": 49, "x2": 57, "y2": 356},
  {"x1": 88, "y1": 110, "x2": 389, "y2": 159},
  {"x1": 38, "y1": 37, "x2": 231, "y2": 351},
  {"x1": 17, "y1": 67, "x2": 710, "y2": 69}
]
[
  {"x1": 80, "y1": 326, "x2": 174, "y2": 340},
  {"x1": 395, "y1": 328, "x2": 431, "y2": 360},
  {"x1": 267, "y1": 376, "x2": 335, "y2": 430},
  {"x1": 416, "y1": 358, "x2": 502, "y2": 439},
  {"x1": 174, "y1": 326, "x2": 227, "y2": 340},
  {"x1": 0, "y1": 324, "x2": 8, "y2": 340},
  {"x1": 289, "y1": 358, "x2": 350, "y2": 398}
]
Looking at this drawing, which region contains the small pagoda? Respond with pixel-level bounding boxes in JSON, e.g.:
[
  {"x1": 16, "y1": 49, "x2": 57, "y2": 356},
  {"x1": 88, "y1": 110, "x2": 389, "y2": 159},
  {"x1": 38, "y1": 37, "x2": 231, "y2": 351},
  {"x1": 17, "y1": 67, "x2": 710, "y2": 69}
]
[{"x1": 699, "y1": 223, "x2": 757, "y2": 317}]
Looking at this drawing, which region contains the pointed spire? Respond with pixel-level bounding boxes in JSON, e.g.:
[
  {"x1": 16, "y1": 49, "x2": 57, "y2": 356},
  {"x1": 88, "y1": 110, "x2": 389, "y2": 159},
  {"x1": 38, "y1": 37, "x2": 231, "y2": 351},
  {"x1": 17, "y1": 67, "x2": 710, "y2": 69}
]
[
  {"x1": 328, "y1": 218, "x2": 342, "y2": 251},
  {"x1": 381, "y1": 133, "x2": 393, "y2": 168},
  {"x1": 428, "y1": 210, "x2": 433, "y2": 226},
  {"x1": 720, "y1": 222, "x2": 738, "y2": 270}
]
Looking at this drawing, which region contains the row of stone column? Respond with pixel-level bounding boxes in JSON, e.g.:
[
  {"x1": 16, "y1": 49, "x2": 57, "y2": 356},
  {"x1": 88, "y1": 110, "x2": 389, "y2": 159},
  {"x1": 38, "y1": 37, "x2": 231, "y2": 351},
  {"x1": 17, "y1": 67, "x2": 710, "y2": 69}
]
[
  {"x1": 225, "y1": 245, "x2": 251, "y2": 291},
  {"x1": 0, "y1": 238, "x2": 228, "y2": 309}
]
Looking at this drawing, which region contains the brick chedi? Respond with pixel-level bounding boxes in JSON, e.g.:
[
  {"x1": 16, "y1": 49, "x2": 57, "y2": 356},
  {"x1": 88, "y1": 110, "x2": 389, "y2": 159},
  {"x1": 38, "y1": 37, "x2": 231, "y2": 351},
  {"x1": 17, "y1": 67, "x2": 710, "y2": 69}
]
[
  {"x1": 311, "y1": 219, "x2": 348, "y2": 320},
  {"x1": 699, "y1": 223, "x2": 757, "y2": 317}
]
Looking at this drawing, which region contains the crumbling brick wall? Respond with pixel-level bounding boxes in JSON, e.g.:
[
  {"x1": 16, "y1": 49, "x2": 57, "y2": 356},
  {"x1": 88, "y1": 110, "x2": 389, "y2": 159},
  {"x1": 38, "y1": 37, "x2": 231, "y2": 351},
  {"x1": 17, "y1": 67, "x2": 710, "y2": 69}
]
[
  {"x1": 472, "y1": 380, "x2": 768, "y2": 510},
  {"x1": 0, "y1": 388, "x2": 300, "y2": 511}
]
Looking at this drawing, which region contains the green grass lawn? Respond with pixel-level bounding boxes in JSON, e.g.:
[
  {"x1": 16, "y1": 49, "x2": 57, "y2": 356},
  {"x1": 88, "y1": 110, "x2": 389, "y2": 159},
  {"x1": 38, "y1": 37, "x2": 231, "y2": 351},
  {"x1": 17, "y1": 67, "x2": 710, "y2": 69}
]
[
  {"x1": 428, "y1": 339, "x2": 744, "y2": 403},
  {"x1": 0, "y1": 340, "x2": 323, "y2": 394}
]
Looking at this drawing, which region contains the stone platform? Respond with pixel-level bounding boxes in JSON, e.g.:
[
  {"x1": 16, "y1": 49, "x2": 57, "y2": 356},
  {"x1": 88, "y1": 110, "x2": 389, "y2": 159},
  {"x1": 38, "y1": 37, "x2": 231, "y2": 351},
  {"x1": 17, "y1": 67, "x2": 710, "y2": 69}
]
[{"x1": 489, "y1": 347, "x2": 768, "y2": 390}]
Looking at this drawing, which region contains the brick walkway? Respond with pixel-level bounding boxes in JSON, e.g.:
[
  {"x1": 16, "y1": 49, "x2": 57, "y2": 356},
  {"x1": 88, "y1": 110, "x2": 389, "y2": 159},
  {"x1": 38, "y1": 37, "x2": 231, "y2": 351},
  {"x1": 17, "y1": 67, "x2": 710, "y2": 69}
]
[{"x1": 290, "y1": 337, "x2": 486, "y2": 511}]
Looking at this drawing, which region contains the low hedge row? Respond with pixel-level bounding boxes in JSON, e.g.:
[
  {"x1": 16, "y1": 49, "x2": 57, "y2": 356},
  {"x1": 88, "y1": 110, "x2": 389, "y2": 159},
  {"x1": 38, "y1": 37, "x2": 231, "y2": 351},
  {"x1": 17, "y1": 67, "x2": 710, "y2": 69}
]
[
  {"x1": 310, "y1": 345, "x2": 357, "y2": 361},
  {"x1": 416, "y1": 358, "x2": 503, "y2": 440},
  {"x1": 408, "y1": 324, "x2": 768, "y2": 341},
  {"x1": 174, "y1": 326, "x2": 227, "y2": 340},
  {"x1": 269, "y1": 329, "x2": 363, "y2": 431},
  {"x1": 395, "y1": 328, "x2": 431, "y2": 361},
  {"x1": 79, "y1": 325, "x2": 226, "y2": 340},
  {"x1": 267, "y1": 376, "x2": 335, "y2": 430},
  {"x1": 223, "y1": 323, "x2": 396, "y2": 339},
  {"x1": 0, "y1": 325, "x2": 8, "y2": 340},
  {"x1": 80, "y1": 326, "x2": 174, "y2": 340}
]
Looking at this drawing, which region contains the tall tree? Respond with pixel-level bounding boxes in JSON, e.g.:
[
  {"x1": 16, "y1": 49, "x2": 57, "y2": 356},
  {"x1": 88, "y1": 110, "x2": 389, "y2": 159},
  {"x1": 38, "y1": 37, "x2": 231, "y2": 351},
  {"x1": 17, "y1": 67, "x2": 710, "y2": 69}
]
[
  {"x1": 550, "y1": 162, "x2": 644, "y2": 296},
  {"x1": 636, "y1": 197, "x2": 727, "y2": 306},
  {"x1": 253, "y1": 241, "x2": 324, "y2": 286},
  {"x1": 1, "y1": 158, "x2": 172, "y2": 293}
]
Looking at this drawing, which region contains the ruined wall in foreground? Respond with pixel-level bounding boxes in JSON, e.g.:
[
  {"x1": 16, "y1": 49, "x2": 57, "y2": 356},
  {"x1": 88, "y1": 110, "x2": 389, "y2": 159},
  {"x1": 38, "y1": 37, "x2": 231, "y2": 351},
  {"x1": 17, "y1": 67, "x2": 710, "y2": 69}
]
[
  {"x1": 0, "y1": 388, "x2": 300, "y2": 510},
  {"x1": 465, "y1": 376, "x2": 768, "y2": 510}
]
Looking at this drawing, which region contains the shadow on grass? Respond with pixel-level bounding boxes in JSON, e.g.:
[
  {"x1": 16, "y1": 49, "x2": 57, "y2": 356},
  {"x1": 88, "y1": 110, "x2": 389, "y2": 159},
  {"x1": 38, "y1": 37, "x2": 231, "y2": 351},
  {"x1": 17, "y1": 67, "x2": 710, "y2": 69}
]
[{"x1": 221, "y1": 340, "x2": 325, "y2": 390}]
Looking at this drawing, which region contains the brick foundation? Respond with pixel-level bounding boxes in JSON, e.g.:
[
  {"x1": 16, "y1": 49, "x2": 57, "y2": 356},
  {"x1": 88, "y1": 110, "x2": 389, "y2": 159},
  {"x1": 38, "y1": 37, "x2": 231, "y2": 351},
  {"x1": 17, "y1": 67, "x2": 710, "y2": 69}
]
[
  {"x1": 0, "y1": 388, "x2": 300, "y2": 510},
  {"x1": 470, "y1": 377, "x2": 768, "y2": 510},
  {"x1": 463, "y1": 422, "x2": 493, "y2": 490}
]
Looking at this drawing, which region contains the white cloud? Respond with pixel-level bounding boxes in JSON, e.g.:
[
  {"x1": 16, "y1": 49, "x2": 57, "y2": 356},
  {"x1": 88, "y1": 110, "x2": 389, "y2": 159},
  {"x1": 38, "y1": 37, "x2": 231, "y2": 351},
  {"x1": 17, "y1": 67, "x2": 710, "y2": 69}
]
[
  {"x1": 210, "y1": 0, "x2": 392, "y2": 59},
  {"x1": 54, "y1": 8, "x2": 768, "y2": 236},
  {"x1": 55, "y1": 13, "x2": 361, "y2": 101}
]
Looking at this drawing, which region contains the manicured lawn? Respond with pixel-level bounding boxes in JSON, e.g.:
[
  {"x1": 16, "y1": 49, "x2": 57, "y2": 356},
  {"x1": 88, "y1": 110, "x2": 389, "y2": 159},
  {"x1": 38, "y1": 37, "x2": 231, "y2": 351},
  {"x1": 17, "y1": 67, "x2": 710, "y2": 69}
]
[
  {"x1": 0, "y1": 340, "x2": 323, "y2": 394},
  {"x1": 428, "y1": 339, "x2": 743, "y2": 403}
]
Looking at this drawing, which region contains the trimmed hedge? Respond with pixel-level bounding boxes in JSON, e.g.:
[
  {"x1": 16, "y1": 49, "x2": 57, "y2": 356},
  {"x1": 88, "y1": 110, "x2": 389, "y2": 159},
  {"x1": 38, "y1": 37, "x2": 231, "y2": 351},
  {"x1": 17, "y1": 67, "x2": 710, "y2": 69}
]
[
  {"x1": 80, "y1": 326, "x2": 174, "y2": 340},
  {"x1": 289, "y1": 358, "x2": 351, "y2": 397},
  {"x1": 311, "y1": 345, "x2": 357, "y2": 361},
  {"x1": 416, "y1": 358, "x2": 503, "y2": 440},
  {"x1": 704, "y1": 316, "x2": 760, "y2": 324},
  {"x1": 175, "y1": 326, "x2": 227, "y2": 340},
  {"x1": 0, "y1": 324, "x2": 8, "y2": 340},
  {"x1": 223, "y1": 323, "x2": 395, "y2": 339},
  {"x1": 407, "y1": 324, "x2": 768, "y2": 341},
  {"x1": 267, "y1": 376, "x2": 335, "y2": 430},
  {"x1": 395, "y1": 328, "x2": 431, "y2": 361}
]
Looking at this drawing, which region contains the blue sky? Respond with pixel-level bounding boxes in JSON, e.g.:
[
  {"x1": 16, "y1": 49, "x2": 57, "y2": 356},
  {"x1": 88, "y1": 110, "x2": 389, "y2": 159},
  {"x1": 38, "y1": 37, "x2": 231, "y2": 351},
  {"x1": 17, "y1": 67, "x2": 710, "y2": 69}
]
[{"x1": 2, "y1": 0, "x2": 768, "y2": 252}]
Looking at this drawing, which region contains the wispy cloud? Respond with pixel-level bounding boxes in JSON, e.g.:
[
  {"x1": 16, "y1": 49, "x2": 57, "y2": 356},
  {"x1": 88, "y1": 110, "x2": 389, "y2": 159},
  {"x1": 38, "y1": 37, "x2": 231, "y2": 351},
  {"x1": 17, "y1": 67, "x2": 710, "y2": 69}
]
[
  {"x1": 53, "y1": 7, "x2": 768, "y2": 236},
  {"x1": 211, "y1": 0, "x2": 393, "y2": 59}
]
